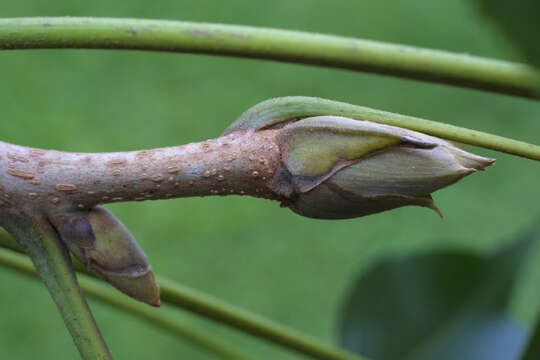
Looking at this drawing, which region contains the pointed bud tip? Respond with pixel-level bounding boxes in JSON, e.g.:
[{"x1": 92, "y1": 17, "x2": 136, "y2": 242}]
[
  {"x1": 448, "y1": 147, "x2": 495, "y2": 171},
  {"x1": 101, "y1": 267, "x2": 161, "y2": 307},
  {"x1": 478, "y1": 157, "x2": 496, "y2": 170}
]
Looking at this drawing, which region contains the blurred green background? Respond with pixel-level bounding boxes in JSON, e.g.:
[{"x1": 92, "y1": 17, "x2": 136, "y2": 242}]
[{"x1": 1, "y1": 1, "x2": 539, "y2": 359}]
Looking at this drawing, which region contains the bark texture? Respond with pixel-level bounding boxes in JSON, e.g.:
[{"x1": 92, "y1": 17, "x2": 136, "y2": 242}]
[{"x1": 0, "y1": 129, "x2": 283, "y2": 218}]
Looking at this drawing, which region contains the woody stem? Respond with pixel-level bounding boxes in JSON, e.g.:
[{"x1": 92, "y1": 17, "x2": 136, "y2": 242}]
[{"x1": 0, "y1": 130, "x2": 283, "y2": 213}]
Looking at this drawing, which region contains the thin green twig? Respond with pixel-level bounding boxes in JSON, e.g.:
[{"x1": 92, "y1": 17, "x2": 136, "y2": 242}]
[
  {"x1": 0, "y1": 228, "x2": 365, "y2": 360},
  {"x1": 159, "y1": 278, "x2": 362, "y2": 360},
  {"x1": 229, "y1": 97, "x2": 540, "y2": 161},
  {"x1": 0, "y1": 17, "x2": 538, "y2": 99},
  {"x1": 0, "y1": 246, "x2": 251, "y2": 360}
]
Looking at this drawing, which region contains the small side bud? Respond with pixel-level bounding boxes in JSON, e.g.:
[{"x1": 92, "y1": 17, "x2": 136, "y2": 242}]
[
  {"x1": 51, "y1": 207, "x2": 160, "y2": 306},
  {"x1": 272, "y1": 116, "x2": 494, "y2": 219}
]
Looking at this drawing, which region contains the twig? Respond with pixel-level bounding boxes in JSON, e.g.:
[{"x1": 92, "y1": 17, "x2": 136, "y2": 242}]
[
  {"x1": 229, "y1": 97, "x2": 540, "y2": 161},
  {"x1": 0, "y1": 17, "x2": 538, "y2": 99}
]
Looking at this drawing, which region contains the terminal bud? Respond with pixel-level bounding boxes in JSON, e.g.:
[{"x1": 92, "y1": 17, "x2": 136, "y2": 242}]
[{"x1": 271, "y1": 116, "x2": 494, "y2": 219}]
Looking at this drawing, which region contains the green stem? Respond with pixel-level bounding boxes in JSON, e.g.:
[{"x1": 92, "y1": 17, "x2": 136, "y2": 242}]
[
  {"x1": 0, "y1": 229, "x2": 365, "y2": 360},
  {"x1": 1, "y1": 216, "x2": 112, "y2": 360},
  {"x1": 159, "y1": 278, "x2": 362, "y2": 360},
  {"x1": 0, "y1": 246, "x2": 251, "y2": 360},
  {"x1": 0, "y1": 17, "x2": 538, "y2": 99},
  {"x1": 230, "y1": 96, "x2": 540, "y2": 160}
]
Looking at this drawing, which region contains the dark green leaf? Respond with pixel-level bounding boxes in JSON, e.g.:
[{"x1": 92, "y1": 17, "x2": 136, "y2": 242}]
[
  {"x1": 474, "y1": 0, "x2": 540, "y2": 69},
  {"x1": 339, "y1": 229, "x2": 537, "y2": 360},
  {"x1": 521, "y1": 320, "x2": 540, "y2": 360}
]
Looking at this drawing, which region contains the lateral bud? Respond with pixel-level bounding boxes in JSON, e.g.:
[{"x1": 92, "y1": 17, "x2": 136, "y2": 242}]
[{"x1": 51, "y1": 206, "x2": 160, "y2": 306}]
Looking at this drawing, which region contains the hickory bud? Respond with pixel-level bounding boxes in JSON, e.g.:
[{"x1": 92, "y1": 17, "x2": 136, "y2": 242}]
[
  {"x1": 269, "y1": 116, "x2": 494, "y2": 219},
  {"x1": 51, "y1": 206, "x2": 160, "y2": 306}
]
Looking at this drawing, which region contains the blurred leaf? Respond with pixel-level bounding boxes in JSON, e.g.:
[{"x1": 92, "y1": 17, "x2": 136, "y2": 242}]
[
  {"x1": 338, "y1": 229, "x2": 538, "y2": 360},
  {"x1": 521, "y1": 320, "x2": 540, "y2": 360},
  {"x1": 474, "y1": 0, "x2": 540, "y2": 68}
]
